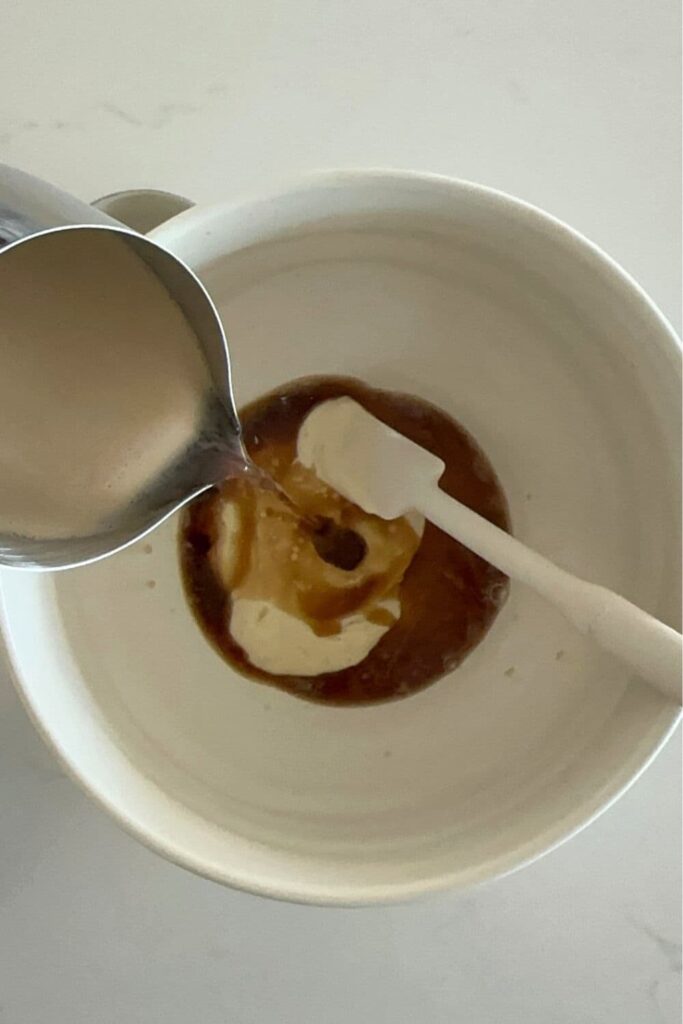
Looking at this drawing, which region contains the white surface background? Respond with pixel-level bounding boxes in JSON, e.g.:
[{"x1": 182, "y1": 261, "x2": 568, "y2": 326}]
[{"x1": 1, "y1": 1, "x2": 681, "y2": 1021}]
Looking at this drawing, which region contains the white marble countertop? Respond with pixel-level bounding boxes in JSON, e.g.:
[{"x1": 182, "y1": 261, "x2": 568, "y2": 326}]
[{"x1": 1, "y1": 1, "x2": 680, "y2": 1021}]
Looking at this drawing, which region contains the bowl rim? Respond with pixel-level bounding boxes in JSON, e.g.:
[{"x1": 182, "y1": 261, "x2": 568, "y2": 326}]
[{"x1": 1, "y1": 167, "x2": 681, "y2": 906}]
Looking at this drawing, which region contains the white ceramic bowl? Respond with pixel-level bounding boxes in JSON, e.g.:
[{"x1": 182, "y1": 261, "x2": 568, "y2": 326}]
[{"x1": 1, "y1": 171, "x2": 680, "y2": 905}]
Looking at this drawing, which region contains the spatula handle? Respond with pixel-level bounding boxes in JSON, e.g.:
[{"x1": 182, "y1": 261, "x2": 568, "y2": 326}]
[
  {"x1": 566, "y1": 582, "x2": 681, "y2": 702},
  {"x1": 420, "y1": 486, "x2": 682, "y2": 703}
]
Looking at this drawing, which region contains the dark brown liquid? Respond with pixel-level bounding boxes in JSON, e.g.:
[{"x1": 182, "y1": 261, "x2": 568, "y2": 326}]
[
  {"x1": 310, "y1": 518, "x2": 368, "y2": 571},
  {"x1": 180, "y1": 377, "x2": 511, "y2": 705}
]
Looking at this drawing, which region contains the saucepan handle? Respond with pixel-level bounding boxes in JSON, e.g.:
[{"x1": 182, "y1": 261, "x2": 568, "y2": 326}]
[{"x1": 91, "y1": 189, "x2": 194, "y2": 235}]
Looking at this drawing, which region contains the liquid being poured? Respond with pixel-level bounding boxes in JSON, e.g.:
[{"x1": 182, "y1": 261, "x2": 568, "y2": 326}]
[
  {"x1": 240, "y1": 458, "x2": 366, "y2": 568},
  {"x1": 0, "y1": 228, "x2": 213, "y2": 540}
]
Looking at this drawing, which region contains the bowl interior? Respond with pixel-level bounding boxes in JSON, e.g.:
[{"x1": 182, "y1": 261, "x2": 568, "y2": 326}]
[{"x1": 2, "y1": 177, "x2": 680, "y2": 903}]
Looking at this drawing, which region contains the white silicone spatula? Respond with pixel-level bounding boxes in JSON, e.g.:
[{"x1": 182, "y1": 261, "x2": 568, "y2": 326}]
[{"x1": 298, "y1": 397, "x2": 682, "y2": 704}]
